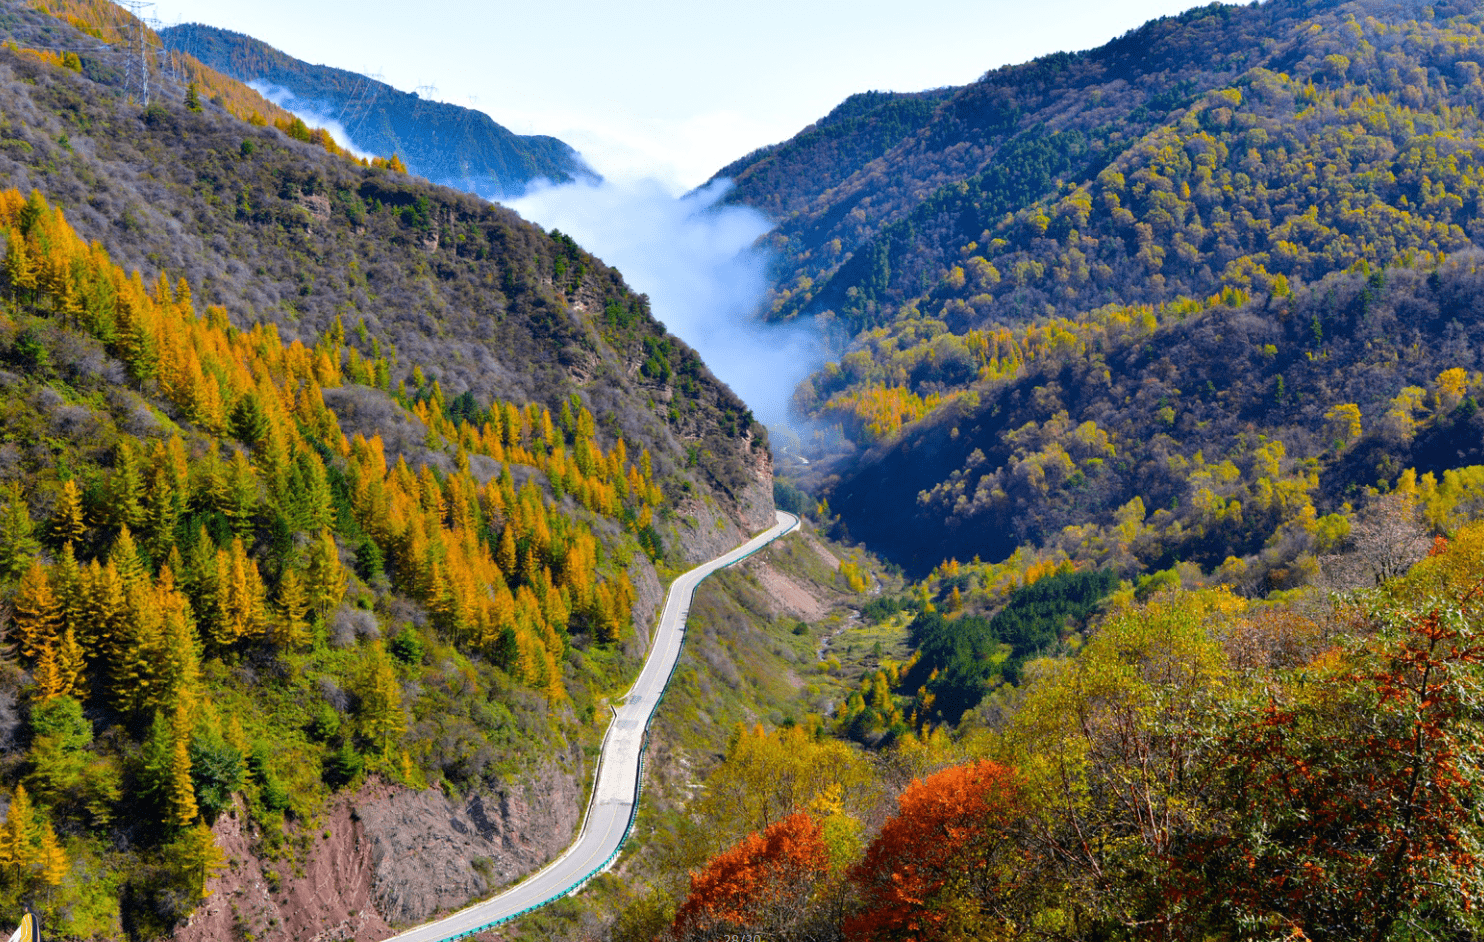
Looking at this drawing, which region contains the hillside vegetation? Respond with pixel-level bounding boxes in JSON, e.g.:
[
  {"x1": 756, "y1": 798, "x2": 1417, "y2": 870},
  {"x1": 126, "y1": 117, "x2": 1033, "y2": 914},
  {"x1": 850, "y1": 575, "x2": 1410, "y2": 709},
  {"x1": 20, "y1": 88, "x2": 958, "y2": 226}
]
[
  {"x1": 0, "y1": 1, "x2": 776, "y2": 936},
  {"x1": 630, "y1": 4, "x2": 1484, "y2": 937},
  {"x1": 719, "y1": 0, "x2": 1484, "y2": 586},
  {"x1": 645, "y1": 529, "x2": 1484, "y2": 942},
  {"x1": 21, "y1": 0, "x2": 402, "y2": 170}
]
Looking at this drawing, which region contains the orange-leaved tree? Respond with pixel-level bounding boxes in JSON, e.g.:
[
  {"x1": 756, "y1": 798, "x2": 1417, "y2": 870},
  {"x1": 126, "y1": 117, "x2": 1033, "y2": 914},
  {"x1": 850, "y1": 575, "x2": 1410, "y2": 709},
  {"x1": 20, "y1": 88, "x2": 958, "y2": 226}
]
[
  {"x1": 670, "y1": 811, "x2": 832, "y2": 942},
  {"x1": 845, "y1": 759, "x2": 1028, "y2": 942}
]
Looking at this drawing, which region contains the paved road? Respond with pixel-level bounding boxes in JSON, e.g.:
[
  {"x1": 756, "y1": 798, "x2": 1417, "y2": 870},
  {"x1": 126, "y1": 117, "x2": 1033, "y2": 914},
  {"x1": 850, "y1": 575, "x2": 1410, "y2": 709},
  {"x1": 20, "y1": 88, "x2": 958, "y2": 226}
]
[{"x1": 383, "y1": 510, "x2": 801, "y2": 942}]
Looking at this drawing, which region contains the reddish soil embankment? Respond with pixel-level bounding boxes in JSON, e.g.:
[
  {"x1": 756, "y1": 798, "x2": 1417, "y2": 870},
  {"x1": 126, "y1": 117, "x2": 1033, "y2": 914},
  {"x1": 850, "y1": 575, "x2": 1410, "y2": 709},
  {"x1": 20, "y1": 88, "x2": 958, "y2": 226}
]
[{"x1": 174, "y1": 760, "x2": 582, "y2": 942}]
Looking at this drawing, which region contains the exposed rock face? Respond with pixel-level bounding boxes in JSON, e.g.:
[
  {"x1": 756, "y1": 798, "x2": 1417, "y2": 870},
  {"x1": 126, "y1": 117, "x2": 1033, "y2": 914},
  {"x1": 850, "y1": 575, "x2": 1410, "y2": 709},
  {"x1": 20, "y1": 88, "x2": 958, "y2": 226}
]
[
  {"x1": 735, "y1": 437, "x2": 778, "y2": 533},
  {"x1": 175, "y1": 790, "x2": 394, "y2": 942},
  {"x1": 751, "y1": 561, "x2": 830, "y2": 622},
  {"x1": 669, "y1": 496, "x2": 750, "y2": 565},
  {"x1": 628, "y1": 556, "x2": 664, "y2": 655},
  {"x1": 359, "y1": 760, "x2": 582, "y2": 926},
  {"x1": 172, "y1": 760, "x2": 583, "y2": 942}
]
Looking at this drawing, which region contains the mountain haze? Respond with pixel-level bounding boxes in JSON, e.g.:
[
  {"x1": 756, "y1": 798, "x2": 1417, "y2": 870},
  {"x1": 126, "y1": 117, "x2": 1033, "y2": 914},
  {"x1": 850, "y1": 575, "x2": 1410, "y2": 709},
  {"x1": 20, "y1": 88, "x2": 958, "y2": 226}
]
[{"x1": 160, "y1": 22, "x2": 595, "y2": 198}]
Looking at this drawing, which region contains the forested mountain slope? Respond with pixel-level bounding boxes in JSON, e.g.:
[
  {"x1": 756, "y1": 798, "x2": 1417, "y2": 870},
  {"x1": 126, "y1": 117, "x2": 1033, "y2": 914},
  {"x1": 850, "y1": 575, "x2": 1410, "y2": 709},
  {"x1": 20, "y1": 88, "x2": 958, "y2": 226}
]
[
  {"x1": 649, "y1": 0, "x2": 1484, "y2": 915},
  {"x1": 0, "y1": 1, "x2": 775, "y2": 937},
  {"x1": 714, "y1": 87, "x2": 957, "y2": 221},
  {"x1": 724, "y1": 0, "x2": 1484, "y2": 579},
  {"x1": 160, "y1": 23, "x2": 595, "y2": 199},
  {"x1": 729, "y1": 0, "x2": 1444, "y2": 328},
  {"x1": 557, "y1": 5, "x2": 1484, "y2": 940}
]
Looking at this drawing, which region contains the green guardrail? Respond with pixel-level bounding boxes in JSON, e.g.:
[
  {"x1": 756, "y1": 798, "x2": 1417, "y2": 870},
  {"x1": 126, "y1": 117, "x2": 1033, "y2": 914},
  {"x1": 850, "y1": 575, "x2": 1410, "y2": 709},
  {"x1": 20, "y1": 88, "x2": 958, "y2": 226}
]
[{"x1": 427, "y1": 514, "x2": 800, "y2": 941}]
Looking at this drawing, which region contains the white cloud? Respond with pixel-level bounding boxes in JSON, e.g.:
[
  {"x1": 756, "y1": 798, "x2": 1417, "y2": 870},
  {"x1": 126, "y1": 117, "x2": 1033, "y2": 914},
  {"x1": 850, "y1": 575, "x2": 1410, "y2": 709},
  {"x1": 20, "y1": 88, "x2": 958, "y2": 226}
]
[
  {"x1": 489, "y1": 104, "x2": 787, "y2": 193},
  {"x1": 510, "y1": 178, "x2": 822, "y2": 427},
  {"x1": 247, "y1": 81, "x2": 376, "y2": 160}
]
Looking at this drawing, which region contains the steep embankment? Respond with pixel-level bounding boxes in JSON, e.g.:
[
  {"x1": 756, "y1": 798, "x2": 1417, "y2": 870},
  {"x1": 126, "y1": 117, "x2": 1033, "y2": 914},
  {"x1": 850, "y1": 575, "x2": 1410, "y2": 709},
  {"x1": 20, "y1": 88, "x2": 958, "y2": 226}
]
[{"x1": 160, "y1": 22, "x2": 595, "y2": 199}]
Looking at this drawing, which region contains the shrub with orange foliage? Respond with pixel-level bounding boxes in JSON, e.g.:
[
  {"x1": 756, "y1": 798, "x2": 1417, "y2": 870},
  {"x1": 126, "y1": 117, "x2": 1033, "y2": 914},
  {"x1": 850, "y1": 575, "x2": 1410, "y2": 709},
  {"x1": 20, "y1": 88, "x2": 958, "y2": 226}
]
[
  {"x1": 845, "y1": 759, "x2": 1028, "y2": 942},
  {"x1": 670, "y1": 812, "x2": 832, "y2": 941}
]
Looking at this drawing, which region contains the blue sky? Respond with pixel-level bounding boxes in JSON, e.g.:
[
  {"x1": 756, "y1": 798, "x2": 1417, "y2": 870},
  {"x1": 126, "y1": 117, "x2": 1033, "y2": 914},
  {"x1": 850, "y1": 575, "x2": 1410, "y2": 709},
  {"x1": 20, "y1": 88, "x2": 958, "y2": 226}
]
[{"x1": 154, "y1": 0, "x2": 1205, "y2": 189}]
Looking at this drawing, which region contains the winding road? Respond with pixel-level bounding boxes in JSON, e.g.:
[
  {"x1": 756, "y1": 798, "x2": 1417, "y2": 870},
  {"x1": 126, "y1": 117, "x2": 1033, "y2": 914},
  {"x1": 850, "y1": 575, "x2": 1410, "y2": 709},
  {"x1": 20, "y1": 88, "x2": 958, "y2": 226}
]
[{"x1": 383, "y1": 510, "x2": 801, "y2": 942}]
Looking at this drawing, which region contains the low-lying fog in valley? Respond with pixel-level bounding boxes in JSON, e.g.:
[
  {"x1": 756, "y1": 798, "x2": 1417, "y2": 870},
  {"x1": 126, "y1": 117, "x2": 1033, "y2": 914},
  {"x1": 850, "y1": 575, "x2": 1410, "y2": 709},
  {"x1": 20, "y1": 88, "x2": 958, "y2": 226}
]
[
  {"x1": 268, "y1": 93, "x2": 821, "y2": 431},
  {"x1": 510, "y1": 178, "x2": 823, "y2": 430}
]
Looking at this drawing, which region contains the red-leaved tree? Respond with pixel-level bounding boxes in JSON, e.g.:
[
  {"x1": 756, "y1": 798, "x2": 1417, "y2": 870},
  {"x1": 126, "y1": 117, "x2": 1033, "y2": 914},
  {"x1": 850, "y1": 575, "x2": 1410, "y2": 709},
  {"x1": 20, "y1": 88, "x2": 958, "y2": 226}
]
[
  {"x1": 845, "y1": 759, "x2": 1028, "y2": 942},
  {"x1": 669, "y1": 811, "x2": 832, "y2": 941}
]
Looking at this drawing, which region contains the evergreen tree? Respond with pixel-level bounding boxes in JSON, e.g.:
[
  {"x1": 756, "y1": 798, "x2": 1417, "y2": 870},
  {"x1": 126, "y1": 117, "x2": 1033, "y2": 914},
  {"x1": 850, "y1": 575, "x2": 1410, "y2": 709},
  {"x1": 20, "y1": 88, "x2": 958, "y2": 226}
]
[
  {"x1": 143, "y1": 466, "x2": 181, "y2": 557},
  {"x1": 49, "y1": 478, "x2": 85, "y2": 548},
  {"x1": 220, "y1": 448, "x2": 259, "y2": 535},
  {"x1": 109, "y1": 441, "x2": 146, "y2": 531},
  {"x1": 0, "y1": 483, "x2": 39, "y2": 580}
]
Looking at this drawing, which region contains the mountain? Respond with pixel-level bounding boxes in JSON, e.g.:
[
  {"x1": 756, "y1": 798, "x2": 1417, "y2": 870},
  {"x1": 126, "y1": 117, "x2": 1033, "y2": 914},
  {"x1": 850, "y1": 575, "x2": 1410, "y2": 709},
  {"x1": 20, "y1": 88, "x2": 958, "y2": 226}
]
[
  {"x1": 720, "y1": 0, "x2": 1325, "y2": 328},
  {"x1": 713, "y1": 87, "x2": 957, "y2": 222},
  {"x1": 721, "y1": 0, "x2": 1484, "y2": 581},
  {"x1": 159, "y1": 22, "x2": 595, "y2": 198},
  {"x1": 0, "y1": 0, "x2": 780, "y2": 936},
  {"x1": 616, "y1": 6, "x2": 1484, "y2": 940}
]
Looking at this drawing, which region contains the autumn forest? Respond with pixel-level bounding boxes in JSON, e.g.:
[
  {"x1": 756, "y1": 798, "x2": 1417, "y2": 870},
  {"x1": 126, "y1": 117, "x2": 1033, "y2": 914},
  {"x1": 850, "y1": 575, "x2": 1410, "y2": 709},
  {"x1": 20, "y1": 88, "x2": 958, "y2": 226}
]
[{"x1": 3, "y1": 0, "x2": 1484, "y2": 941}]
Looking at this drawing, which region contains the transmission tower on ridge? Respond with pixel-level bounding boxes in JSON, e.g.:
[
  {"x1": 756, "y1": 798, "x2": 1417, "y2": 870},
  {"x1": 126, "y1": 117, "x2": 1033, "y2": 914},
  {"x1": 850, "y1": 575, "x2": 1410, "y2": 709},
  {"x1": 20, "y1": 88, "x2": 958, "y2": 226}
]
[{"x1": 117, "y1": 0, "x2": 156, "y2": 106}]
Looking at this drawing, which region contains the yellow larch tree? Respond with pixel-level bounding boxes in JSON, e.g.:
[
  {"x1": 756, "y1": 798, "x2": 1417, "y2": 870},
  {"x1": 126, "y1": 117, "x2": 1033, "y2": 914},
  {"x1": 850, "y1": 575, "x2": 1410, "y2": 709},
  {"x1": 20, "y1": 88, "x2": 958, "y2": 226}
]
[
  {"x1": 306, "y1": 528, "x2": 345, "y2": 618},
  {"x1": 357, "y1": 640, "x2": 406, "y2": 759},
  {"x1": 13, "y1": 559, "x2": 59, "y2": 660},
  {"x1": 31, "y1": 640, "x2": 66, "y2": 702},
  {"x1": 49, "y1": 478, "x2": 86, "y2": 547},
  {"x1": 272, "y1": 567, "x2": 311, "y2": 650},
  {"x1": 167, "y1": 706, "x2": 199, "y2": 830}
]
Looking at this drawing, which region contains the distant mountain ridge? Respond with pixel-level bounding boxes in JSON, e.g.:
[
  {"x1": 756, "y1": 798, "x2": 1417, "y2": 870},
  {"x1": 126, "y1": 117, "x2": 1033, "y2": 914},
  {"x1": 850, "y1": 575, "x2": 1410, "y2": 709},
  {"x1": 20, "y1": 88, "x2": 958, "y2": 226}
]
[
  {"x1": 160, "y1": 22, "x2": 595, "y2": 198},
  {"x1": 712, "y1": 87, "x2": 957, "y2": 221}
]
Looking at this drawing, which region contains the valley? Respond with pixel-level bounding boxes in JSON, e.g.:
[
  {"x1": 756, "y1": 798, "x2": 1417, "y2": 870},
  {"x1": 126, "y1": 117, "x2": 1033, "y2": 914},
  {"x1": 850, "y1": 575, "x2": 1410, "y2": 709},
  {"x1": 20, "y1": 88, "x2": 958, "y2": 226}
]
[{"x1": 3, "y1": 0, "x2": 1484, "y2": 941}]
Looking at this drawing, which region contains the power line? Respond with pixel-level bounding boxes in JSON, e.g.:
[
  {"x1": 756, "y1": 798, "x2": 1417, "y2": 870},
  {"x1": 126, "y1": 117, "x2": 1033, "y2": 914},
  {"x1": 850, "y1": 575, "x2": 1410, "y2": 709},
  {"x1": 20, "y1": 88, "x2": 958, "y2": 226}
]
[
  {"x1": 158, "y1": 16, "x2": 191, "y2": 84},
  {"x1": 332, "y1": 73, "x2": 369, "y2": 126},
  {"x1": 116, "y1": 0, "x2": 156, "y2": 105},
  {"x1": 342, "y1": 70, "x2": 386, "y2": 141}
]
